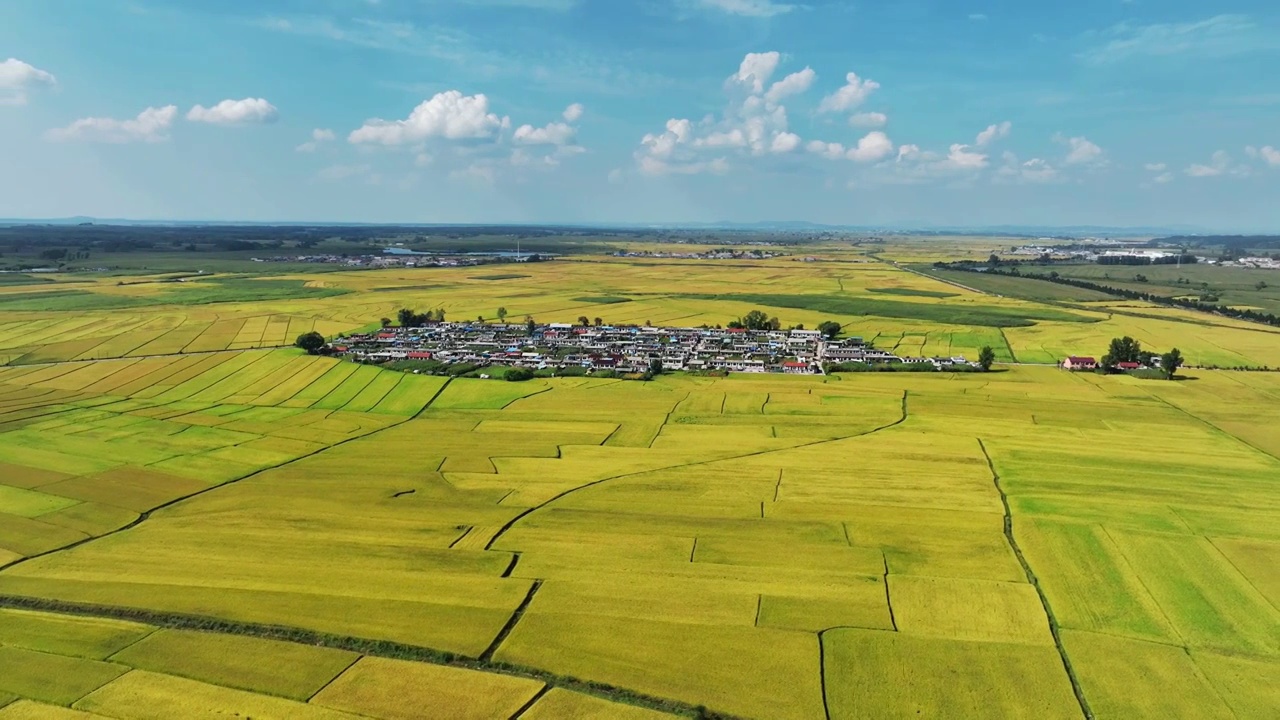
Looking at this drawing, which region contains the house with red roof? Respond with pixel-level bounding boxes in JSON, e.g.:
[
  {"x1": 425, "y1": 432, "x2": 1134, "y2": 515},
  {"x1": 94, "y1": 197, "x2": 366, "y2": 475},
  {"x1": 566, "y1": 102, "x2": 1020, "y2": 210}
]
[{"x1": 1062, "y1": 356, "x2": 1098, "y2": 370}]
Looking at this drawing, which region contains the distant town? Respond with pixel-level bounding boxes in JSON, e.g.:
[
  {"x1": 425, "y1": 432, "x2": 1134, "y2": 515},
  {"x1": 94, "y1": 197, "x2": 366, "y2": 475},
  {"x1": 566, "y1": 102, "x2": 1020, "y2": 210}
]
[{"x1": 333, "y1": 321, "x2": 980, "y2": 375}]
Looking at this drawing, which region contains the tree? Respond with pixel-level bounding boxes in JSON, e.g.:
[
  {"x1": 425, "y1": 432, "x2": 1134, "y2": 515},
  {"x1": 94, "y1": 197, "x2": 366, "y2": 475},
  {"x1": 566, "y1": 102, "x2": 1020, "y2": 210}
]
[
  {"x1": 740, "y1": 310, "x2": 770, "y2": 330},
  {"x1": 379, "y1": 317, "x2": 392, "y2": 328},
  {"x1": 477, "y1": 315, "x2": 485, "y2": 324},
  {"x1": 496, "y1": 307, "x2": 508, "y2": 323},
  {"x1": 294, "y1": 331, "x2": 326, "y2": 355},
  {"x1": 435, "y1": 308, "x2": 446, "y2": 323},
  {"x1": 397, "y1": 308, "x2": 418, "y2": 327},
  {"x1": 525, "y1": 316, "x2": 537, "y2": 335},
  {"x1": 767, "y1": 316, "x2": 781, "y2": 331},
  {"x1": 505, "y1": 367, "x2": 534, "y2": 382},
  {"x1": 817, "y1": 321, "x2": 842, "y2": 340},
  {"x1": 978, "y1": 346, "x2": 996, "y2": 372},
  {"x1": 1160, "y1": 348, "x2": 1184, "y2": 380},
  {"x1": 578, "y1": 316, "x2": 590, "y2": 327},
  {"x1": 987, "y1": 253, "x2": 1000, "y2": 269},
  {"x1": 593, "y1": 317, "x2": 603, "y2": 327},
  {"x1": 1101, "y1": 336, "x2": 1142, "y2": 370},
  {"x1": 1257, "y1": 281, "x2": 1269, "y2": 291},
  {"x1": 649, "y1": 358, "x2": 664, "y2": 376}
]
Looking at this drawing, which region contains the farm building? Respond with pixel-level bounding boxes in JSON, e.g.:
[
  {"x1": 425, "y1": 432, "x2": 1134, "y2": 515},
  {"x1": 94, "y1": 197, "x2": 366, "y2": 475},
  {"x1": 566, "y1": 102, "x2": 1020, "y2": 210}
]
[{"x1": 1062, "y1": 356, "x2": 1098, "y2": 370}]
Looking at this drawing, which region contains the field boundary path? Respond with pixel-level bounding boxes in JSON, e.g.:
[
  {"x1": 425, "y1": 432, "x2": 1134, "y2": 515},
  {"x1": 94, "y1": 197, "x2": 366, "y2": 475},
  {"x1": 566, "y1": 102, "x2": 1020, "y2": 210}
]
[
  {"x1": 978, "y1": 438, "x2": 1094, "y2": 720},
  {"x1": 0, "y1": 593, "x2": 738, "y2": 719}
]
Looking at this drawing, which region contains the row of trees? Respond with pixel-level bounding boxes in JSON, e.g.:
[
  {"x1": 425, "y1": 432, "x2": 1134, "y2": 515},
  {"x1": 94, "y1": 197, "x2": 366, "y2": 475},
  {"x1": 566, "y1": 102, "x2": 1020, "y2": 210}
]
[{"x1": 395, "y1": 308, "x2": 446, "y2": 327}]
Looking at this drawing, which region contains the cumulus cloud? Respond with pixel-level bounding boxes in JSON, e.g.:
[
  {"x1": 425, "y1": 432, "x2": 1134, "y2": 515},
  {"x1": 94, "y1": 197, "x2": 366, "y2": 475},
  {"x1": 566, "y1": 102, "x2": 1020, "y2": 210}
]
[
  {"x1": 764, "y1": 67, "x2": 816, "y2": 103},
  {"x1": 45, "y1": 105, "x2": 178, "y2": 143},
  {"x1": 997, "y1": 152, "x2": 1059, "y2": 184},
  {"x1": 732, "y1": 52, "x2": 781, "y2": 94},
  {"x1": 1245, "y1": 145, "x2": 1280, "y2": 166},
  {"x1": 698, "y1": 0, "x2": 795, "y2": 18},
  {"x1": 1185, "y1": 150, "x2": 1250, "y2": 178},
  {"x1": 513, "y1": 103, "x2": 584, "y2": 147},
  {"x1": 818, "y1": 72, "x2": 880, "y2": 113},
  {"x1": 636, "y1": 52, "x2": 816, "y2": 175},
  {"x1": 1057, "y1": 135, "x2": 1105, "y2": 165},
  {"x1": 187, "y1": 98, "x2": 279, "y2": 125},
  {"x1": 807, "y1": 132, "x2": 894, "y2": 163},
  {"x1": 850, "y1": 112, "x2": 887, "y2": 128},
  {"x1": 0, "y1": 58, "x2": 56, "y2": 106},
  {"x1": 975, "y1": 121, "x2": 1012, "y2": 147},
  {"x1": 296, "y1": 128, "x2": 336, "y2": 152},
  {"x1": 349, "y1": 90, "x2": 507, "y2": 145},
  {"x1": 513, "y1": 121, "x2": 575, "y2": 145}
]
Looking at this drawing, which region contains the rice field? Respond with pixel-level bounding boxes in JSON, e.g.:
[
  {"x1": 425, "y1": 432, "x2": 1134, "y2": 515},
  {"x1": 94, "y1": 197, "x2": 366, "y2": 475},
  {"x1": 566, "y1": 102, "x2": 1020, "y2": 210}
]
[{"x1": 0, "y1": 252, "x2": 1277, "y2": 718}]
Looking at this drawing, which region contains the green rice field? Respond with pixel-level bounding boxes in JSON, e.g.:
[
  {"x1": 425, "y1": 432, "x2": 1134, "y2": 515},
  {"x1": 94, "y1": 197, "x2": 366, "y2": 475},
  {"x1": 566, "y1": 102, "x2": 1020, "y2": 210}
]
[{"x1": 0, "y1": 249, "x2": 1277, "y2": 718}]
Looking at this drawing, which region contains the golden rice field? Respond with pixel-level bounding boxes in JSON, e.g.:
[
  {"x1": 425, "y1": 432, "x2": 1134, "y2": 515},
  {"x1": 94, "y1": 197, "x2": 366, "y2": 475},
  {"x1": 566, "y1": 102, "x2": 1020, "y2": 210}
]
[{"x1": 0, "y1": 252, "x2": 1278, "y2": 718}]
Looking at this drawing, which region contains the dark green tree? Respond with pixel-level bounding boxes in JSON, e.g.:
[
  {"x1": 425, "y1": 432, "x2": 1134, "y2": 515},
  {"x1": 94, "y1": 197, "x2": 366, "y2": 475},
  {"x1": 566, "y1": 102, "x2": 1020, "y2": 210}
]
[
  {"x1": 379, "y1": 317, "x2": 392, "y2": 328},
  {"x1": 578, "y1": 315, "x2": 590, "y2": 326},
  {"x1": 397, "y1": 308, "x2": 418, "y2": 327},
  {"x1": 817, "y1": 321, "x2": 842, "y2": 340},
  {"x1": 978, "y1": 346, "x2": 996, "y2": 371},
  {"x1": 1160, "y1": 348, "x2": 1184, "y2": 380},
  {"x1": 740, "y1": 310, "x2": 771, "y2": 330},
  {"x1": 1101, "y1": 336, "x2": 1142, "y2": 370},
  {"x1": 649, "y1": 358, "x2": 664, "y2": 376},
  {"x1": 496, "y1": 307, "x2": 508, "y2": 323},
  {"x1": 294, "y1": 331, "x2": 326, "y2": 354},
  {"x1": 525, "y1": 315, "x2": 537, "y2": 335}
]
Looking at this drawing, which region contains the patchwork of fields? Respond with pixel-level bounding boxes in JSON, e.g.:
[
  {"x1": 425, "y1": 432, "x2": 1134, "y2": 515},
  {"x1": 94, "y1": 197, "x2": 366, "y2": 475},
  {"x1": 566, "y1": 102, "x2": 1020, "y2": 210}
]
[{"x1": 0, "y1": 254, "x2": 1278, "y2": 718}]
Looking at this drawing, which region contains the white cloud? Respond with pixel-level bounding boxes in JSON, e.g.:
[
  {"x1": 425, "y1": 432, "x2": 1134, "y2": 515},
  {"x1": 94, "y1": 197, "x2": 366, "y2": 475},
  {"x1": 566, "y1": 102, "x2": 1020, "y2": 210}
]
[
  {"x1": 806, "y1": 140, "x2": 846, "y2": 159},
  {"x1": 1057, "y1": 135, "x2": 1104, "y2": 165},
  {"x1": 1144, "y1": 162, "x2": 1167, "y2": 172},
  {"x1": 45, "y1": 105, "x2": 178, "y2": 143},
  {"x1": 732, "y1": 52, "x2": 781, "y2": 94},
  {"x1": 1185, "y1": 150, "x2": 1249, "y2": 178},
  {"x1": 349, "y1": 90, "x2": 506, "y2": 145},
  {"x1": 187, "y1": 98, "x2": 279, "y2": 125},
  {"x1": 764, "y1": 67, "x2": 816, "y2": 103},
  {"x1": 513, "y1": 121, "x2": 576, "y2": 145},
  {"x1": 944, "y1": 143, "x2": 988, "y2": 169},
  {"x1": 818, "y1": 72, "x2": 880, "y2": 113},
  {"x1": 770, "y1": 131, "x2": 801, "y2": 153},
  {"x1": 1153, "y1": 172, "x2": 1175, "y2": 184},
  {"x1": 846, "y1": 131, "x2": 894, "y2": 163},
  {"x1": 969, "y1": 13, "x2": 987, "y2": 21},
  {"x1": 975, "y1": 121, "x2": 1012, "y2": 147},
  {"x1": 635, "y1": 52, "x2": 807, "y2": 174},
  {"x1": 562, "y1": 103, "x2": 584, "y2": 122},
  {"x1": 1249, "y1": 145, "x2": 1280, "y2": 166},
  {"x1": 296, "y1": 128, "x2": 336, "y2": 152},
  {"x1": 997, "y1": 152, "x2": 1059, "y2": 184},
  {"x1": 807, "y1": 132, "x2": 894, "y2": 163},
  {"x1": 0, "y1": 58, "x2": 56, "y2": 106},
  {"x1": 698, "y1": 0, "x2": 795, "y2": 18},
  {"x1": 850, "y1": 112, "x2": 887, "y2": 128}
]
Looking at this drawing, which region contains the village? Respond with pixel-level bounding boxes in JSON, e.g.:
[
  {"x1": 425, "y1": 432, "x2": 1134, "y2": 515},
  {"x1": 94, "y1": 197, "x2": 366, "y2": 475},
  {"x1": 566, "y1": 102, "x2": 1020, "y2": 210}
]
[{"x1": 332, "y1": 321, "x2": 980, "y2": 375}]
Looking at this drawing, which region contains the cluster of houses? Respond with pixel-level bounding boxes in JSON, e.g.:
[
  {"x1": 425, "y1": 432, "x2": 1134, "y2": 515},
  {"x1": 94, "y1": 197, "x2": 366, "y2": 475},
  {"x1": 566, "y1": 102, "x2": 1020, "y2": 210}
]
[
  {"x1": 332, "y1": 322, "x2": 979, "y2": 375},
  {"x1": 251, "y1": 253, "x2": 525, "y2": 269},
  {"x1": 611, "y1": 248, "x2": 786, "y2": 260}
]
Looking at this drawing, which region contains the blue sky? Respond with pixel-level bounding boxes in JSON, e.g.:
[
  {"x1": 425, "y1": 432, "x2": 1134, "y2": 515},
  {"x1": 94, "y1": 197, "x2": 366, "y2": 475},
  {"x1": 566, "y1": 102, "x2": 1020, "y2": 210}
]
[{"x1": 2, "y1": 0, "x2": 1279, "y2": 229}]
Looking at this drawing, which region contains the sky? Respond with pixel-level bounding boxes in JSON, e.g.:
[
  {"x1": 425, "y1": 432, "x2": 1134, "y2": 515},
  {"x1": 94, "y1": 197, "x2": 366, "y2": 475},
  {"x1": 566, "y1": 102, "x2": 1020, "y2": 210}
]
[{"x1": 1, "y1": 0, "x2": 1279, "y2": 230}]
